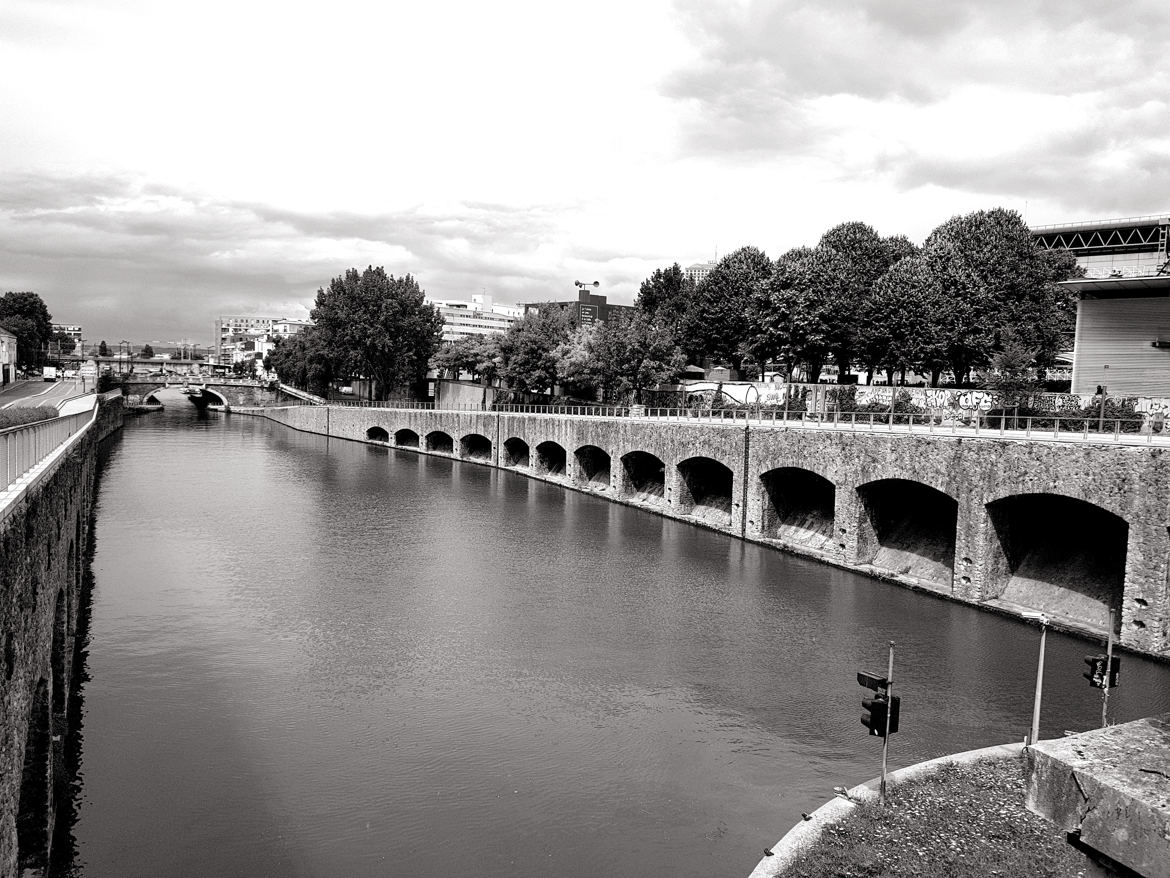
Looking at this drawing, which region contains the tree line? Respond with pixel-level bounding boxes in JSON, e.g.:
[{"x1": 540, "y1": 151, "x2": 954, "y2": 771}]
[{"x1": 268, "y1": 207, "x2": 1081, "y2": 401}]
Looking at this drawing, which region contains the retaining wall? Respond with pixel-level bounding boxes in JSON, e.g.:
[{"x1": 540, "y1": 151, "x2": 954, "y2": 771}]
[
  {"x1": 238, "y1": 406, "x2": 1170, "y2": 658},
  {"x1": 0, "y1": 399, "x2": 122, "y2": 877}
]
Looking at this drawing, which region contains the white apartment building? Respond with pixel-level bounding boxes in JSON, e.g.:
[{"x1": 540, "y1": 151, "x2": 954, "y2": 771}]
[
  {"x1": 214, "y1": 315, "x2": 310, "y2": 363},
  {"x1": 428, "y1": 295, "x2": 522, "y2": 343},
  {"x1": 683, "y1": 261, "x2": 717, "y2": 285}
]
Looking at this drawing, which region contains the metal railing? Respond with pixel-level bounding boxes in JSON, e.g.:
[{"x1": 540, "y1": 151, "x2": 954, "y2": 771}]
[
  {"x1": 272, "y1": 398, "x2": 1169, "y2": 446},
  {"x1": 1, "y1": 409, "x2": 96, "y2": 494}
]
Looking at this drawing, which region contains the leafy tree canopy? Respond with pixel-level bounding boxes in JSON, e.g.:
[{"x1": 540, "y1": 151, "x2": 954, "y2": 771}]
[
  {"x1": 98, "y1": 340, "x2": 110, "y2": 357},
  {"x1": 497, "y1": 305, "x2": 573, "y2": 393},
  {"x1": 311, "y1": 266, "x2": 443, "y2": 399},
  {"x1": 0, "y1": 291, "x2": 53, "y2": 367},
  {"x1": 683, "y1": 246, "x2": 771, "y2": 372}
]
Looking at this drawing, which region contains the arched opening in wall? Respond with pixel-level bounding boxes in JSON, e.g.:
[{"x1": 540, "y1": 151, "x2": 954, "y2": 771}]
[
  {"x1": 16, "y1": 678, "x2": 51, "y2": 873},
  {"x1": 856, "y1": 479, "x2": 957, "y2": 589},
  {"x1": 394, "y1": 429, "x2": 420, "y2": 448},
  {"x1": 460, "y1": 433, "x2": 492, "y2": 461},
  {"x1": 534, "y1": 441, "x2": 567, "y2": 477},
  {"x1": 760, "y1": 467, "x2": 835, "y2": 550},
  {"x1": 985, "y1": 494, "x2": 1127, "y2": 632},
  {"x1": 426, "y1": 431, "x2": 454, "y2": 454},
  {"x1": 366, "y1": 426, "x2": 390, "y2": 442},
  {"x1": 620, "y1": 451, "x2": 666, "y2": 505},
  {"x1": 503, "y1": 437, "x2": 530, "y2": 468},
  {"x1": 677, "y1": 457, "x2": 734, "y2": 526},
  {"x1": 574, "y1": 445, "x2": 611, "y2": 489}
]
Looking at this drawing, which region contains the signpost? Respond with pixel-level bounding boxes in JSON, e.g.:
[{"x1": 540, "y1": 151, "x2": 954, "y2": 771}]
[{"x1": 858, "y1": 641, "x2": 900, "y2": 804}]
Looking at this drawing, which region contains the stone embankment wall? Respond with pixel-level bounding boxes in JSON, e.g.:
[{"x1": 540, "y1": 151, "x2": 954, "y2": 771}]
[
  {"x1": 243, "y1": 406, "x2": 1170, "y2": 658},
  {"x1": 0, "y1": 399, "x2": 122, "y2": 878}
]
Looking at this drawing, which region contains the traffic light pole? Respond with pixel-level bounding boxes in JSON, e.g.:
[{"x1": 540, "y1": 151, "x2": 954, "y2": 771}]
[
  {"x1": 880, "y1": 641, "x2": 894, "y2": 805},
  {"x1": 1102, "y1": 609, "x2": 1114, "y2": 728}
]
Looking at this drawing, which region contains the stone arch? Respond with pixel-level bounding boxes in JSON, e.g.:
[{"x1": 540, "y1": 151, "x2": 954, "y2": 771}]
[
  {"x1": 619, "y1": 451, "x2": 666, "y2": 505},
  {"x1": 502, "y1": 437, "x2": 530, "y2": 468},
  {"x1": 677, "y1": 456, "x2": 735, "y2": 526},
  {"x1": 460, "y1": 433, "x2": 492, "y2": 461},
  {"x1": 856, "y1": 478, "x2": 957, "y2": 589},
  {"x1": 574, "y1": 445, "x2": 611, "y2": 489},
  {"x1": 534, "y1": 441, "x2": 567, "y2": 477},
  {"x1": 759, "y1": 467, "x2": 835, "y2": 550},
  {"x1": 426, "y1": 431, "x2": 454, "y2": 455},
  {"x1": 365, "y1": 426, "x2": 390, "y2": 442},
  {"x1": 16, "y1": 678, "x2": 51, "y2": 873},
  {"x1": 191, "y1": 387, "x2": 229, "y2": 408},
  {"x1": 984, "y1": 493, "x2": 1128, "y2": 631},
  {"x1": 394, "y1": 428, "x2": 420, "y2": 448}
]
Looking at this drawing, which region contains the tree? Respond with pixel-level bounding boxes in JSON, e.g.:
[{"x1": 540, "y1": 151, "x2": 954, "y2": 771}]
[
  {"x1": 683, "y1": 246, "x2": 772, "y2": 373},
  {"x1": 858, "y1": 254, "x2": 949, "y2": 385},
  {"x1": 497, "y1": 305, "x2": 573, "y2": 393},
  {"x1": 140, "y1": 343, "x2": 155, "y2": 359},
  {"x1": 50, "y1": 330, "x2": 76, "y2": 356},
  {"x1": 430, "y1": 335, "x2": 501, "y2": 382},
  {"x1": 267, "y1": 329, "x2": 334, "y2": 396},
  {"x1": 922, "y1": 208, "x2": 1080, "y2": 384},
  {"x1": 0, "y1": 291, "x2": 53, "y2": 368},
  {"x1": 98, "y1": 340, "x2": 109, "y2": 357},
  {"x1": 636, "y1": 264, "x2": 696, "y2": 346},
  {"x1": 754, "y1": 246, "x2": 845, "y2": 382},
  {"x1": 311, "y1": 266, "x2": 444, "y2": 400},
  {"x1": 815, "y1": 222, "x2": 919, "y2": 378}
]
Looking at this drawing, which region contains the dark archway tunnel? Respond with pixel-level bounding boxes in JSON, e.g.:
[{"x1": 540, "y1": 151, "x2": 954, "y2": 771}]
[
  {"x1": 426, "y1": 431, "x2": 454, "y2": 455},
  {"x1": 394, "y1": 429, "x2": 420, "y2": 448},
  {"x1": 760, "y1": 467, "x2": 835, "y2": 551},
  {"x1": 857, "y1": 479, "x2": 957, "y2": 588},
  {"x1": 620, "y1": 451, "x2": 666, "y2": 505},
  {"x1": 535, "y1": 441, "x2": 566, "y2": 477},
  {"x1": 677, "y1": 457, "x2": 734, "y2": 526},
  {"x1": 503, "y1": 437, "x2": 529, "y2": 468},
  {"x1": 461, "y1": 433, "x2": 492, "y2": 461},
  {"x1": 575, "y1": 445, "x2": 611, "y2": 489}
]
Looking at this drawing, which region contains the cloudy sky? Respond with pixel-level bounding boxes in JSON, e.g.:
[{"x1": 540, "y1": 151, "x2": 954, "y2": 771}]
[{"x1": 2, "y1": 0, "x2": 1167, "y2": 345}]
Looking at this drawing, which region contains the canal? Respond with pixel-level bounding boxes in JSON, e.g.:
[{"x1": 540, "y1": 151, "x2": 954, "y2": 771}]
[{"x1": 62, "y1": 403, "x2": 1170, "y2": 877}]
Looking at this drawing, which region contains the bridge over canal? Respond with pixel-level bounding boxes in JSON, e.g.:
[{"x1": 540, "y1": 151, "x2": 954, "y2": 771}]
[
  {"x1": 243, "y1": 403, "x2": 1170, "y2": 659},
  {"x1": 121, "y1": 377, "x2": 286, "y2": 409}
]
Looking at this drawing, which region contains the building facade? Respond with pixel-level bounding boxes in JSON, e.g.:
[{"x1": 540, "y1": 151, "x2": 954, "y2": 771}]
[
  {"x1": 0, "y1": 324, "x2": 16, "y2": 385},
  {"x1": 1034, "y1": 214, "x2": 1170, "y2": 395},
  {"x1": 214, "y1": 315, "x2": 309, "y2": 364},
  {"x1": 427, "y1": 295, "x2": 522, "y2": 343},
  {"x1": 683, "y1": 261, "x2": 717, "y2": 285},
  {"x1": 522, "y1": 285, "x2": 635, "y2": 327}
]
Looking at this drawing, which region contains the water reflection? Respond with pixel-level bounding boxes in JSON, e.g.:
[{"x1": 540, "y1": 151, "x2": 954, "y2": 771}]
[{"x1": 61, "y1": 405, "x2": 1170, "y2": 878}]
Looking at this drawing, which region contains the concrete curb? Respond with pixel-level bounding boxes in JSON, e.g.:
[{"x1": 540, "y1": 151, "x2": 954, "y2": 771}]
[{"x1": 747, "y1": 741, "x2": 1024, "y2": 878}]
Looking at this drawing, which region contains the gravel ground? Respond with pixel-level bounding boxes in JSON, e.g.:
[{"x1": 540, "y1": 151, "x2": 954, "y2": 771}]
[{"x1": 781, "y1": 756, "x2": 1087, "y2": 877}]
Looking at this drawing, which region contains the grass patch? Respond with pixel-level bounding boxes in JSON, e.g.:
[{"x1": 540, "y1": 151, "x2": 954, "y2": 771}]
[
  {"x1": 0, "y1": 406, "x2": 58, "y2": 430},
  {"x1": 784, "y1": 757, "x2": 1085, "y2": 878}
]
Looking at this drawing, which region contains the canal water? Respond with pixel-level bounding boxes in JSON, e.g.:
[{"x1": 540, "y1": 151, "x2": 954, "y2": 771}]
[{"x1": 63, "y1": 404, "x2": 1170, "y2": 877}]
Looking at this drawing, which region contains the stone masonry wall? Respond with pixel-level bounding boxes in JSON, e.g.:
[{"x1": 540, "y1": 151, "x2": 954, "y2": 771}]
[
  {"x1": 0, "y1": 398, "x2": 121, "y2": 878},
  {"x1": 236, "y1": 406, "x2": 1170, "y2": 658}
]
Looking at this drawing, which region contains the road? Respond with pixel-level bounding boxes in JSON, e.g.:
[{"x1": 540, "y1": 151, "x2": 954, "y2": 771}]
[{"x1": 0, "y1": 378, "x2": 87, "y2": 409}]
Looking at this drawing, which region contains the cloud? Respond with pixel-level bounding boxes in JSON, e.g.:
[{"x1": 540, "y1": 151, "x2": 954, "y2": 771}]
[
  {"x1": 0, "y1": 172, "x2": 651, "y2": 343},
  {"x1": 663, "y1": 0, "x2": 1170, "y2": 215}
]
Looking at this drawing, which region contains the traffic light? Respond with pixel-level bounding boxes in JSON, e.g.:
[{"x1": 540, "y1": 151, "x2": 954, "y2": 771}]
[
  {"x1": 861, "y1": 694, "x2": 900, "y2": 737},
  {"x1": 1084, "y1": 654, "x2": 1121, "y2": 689}
]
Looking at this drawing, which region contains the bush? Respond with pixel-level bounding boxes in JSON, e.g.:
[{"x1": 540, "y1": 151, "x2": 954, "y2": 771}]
[{"x1": 0, "y1": 406, "x2": 58, "y2": 430}]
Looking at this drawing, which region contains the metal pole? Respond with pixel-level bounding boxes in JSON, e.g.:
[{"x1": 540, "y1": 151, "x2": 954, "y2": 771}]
[
  {"x1": 1030, "y1": 621, "x2": 1047, "y2": 745},
  {"x1": 880, "y1": 640, "x2": 894, "y2": 805},
  {"x1": 1102, "y1": 609, "x2": 1115, "y2": 728}
]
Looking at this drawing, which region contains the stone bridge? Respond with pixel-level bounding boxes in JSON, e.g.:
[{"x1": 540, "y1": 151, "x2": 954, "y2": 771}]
[
  {"x1": 245, "y1": 405, "x2": 1170, "y2": 659},
  {"x1": 121, "y1": 378, "x2": 286, "y2": 409}
]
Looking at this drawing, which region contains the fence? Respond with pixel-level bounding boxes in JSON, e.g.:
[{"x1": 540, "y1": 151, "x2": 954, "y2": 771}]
[{"x1": 1, "y1": 408, "x2": 96, "y2": 495}]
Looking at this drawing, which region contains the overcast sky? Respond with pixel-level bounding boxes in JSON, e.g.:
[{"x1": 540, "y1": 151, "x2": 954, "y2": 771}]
[{"x1": 2, "y1": 0, "x2": 1167, "y2": 346}]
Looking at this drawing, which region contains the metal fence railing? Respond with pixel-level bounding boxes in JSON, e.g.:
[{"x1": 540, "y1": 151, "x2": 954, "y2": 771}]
[{"x1": 1, "y1": 408, "x2": 96, "y2": 494}]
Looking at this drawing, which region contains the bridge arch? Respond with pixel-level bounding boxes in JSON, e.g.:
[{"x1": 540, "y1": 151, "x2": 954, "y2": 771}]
[
  {"x1": 759, "y1": 467, "x2": 835, "y2": 551},
  {"x1": 619, "y1": 451, "x2": 666, "y2": 505},
  {"x1": 534, "y1": 441, "x2": 566, "y2": 477},
  {"x1": 574, "y1": 445, "x2": 611, "y2": 489},
  {"x1": 366, "y1": 426, "x2": 390, "y2": 442},
  {"x1": 984, "y1": 493, "x2": 1127, "y2": 631},
  {"x1": 394, "y1": 429, "x2": 420, "y2": 448},
  {"x1": 677, "y1": 456, "x2": 734, "y2": 526},
  {"x1": 426, "y1": 431, "x2": 454, "y2": 455},
  {"x1": 856, "y1": 478, "x2": 957, "y2": 588},
  {"x1": 502, "y1": 437, "x2": 529, "y2": 468},
  {"x1": 460, "y1": 433, "x2": 492, "y2": 461}
]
